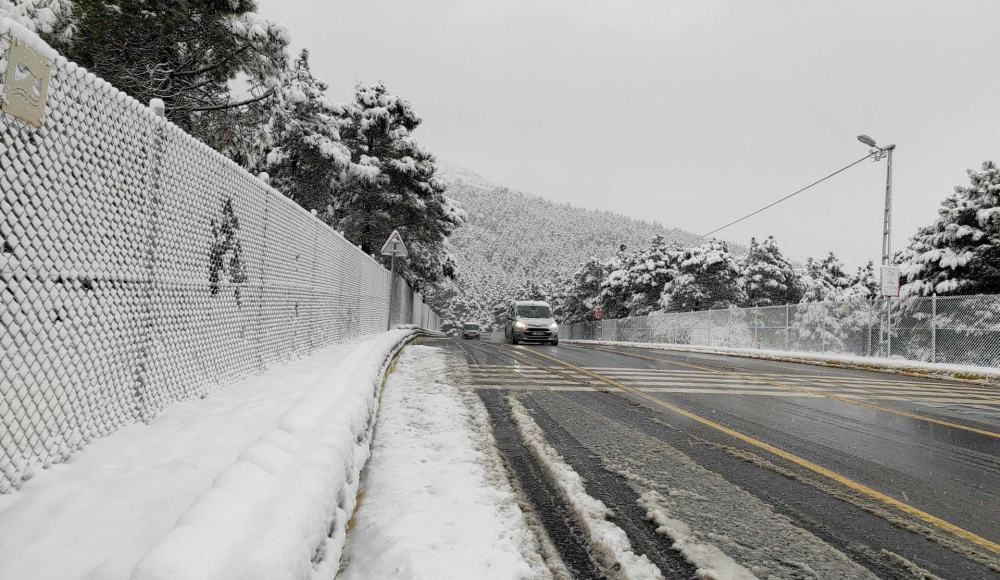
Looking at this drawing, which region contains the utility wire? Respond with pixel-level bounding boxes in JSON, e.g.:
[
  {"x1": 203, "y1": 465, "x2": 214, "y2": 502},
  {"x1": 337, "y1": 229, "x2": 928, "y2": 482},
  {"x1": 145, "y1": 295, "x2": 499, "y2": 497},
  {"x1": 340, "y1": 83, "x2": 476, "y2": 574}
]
[{"x1": 698, "y1": 151, "x2": 876, "y2": 239}]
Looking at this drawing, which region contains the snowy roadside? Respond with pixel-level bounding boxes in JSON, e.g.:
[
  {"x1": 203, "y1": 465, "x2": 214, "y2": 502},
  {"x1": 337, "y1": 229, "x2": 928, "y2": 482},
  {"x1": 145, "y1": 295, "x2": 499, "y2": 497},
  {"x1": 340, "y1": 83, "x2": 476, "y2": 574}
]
[
  {"x1": 338, "y1": 345, "x2": 552, "y2": 580},
  {"x1": 0, "y1": 341, "x2": 355, "y2": 580},
  {"x1": 0, "y1": 329, "x2": 419, "y2": 580},
  {"x1": 131, "y1": 329, "x2": 419, "y2": 580},
  {"x1": 506, "y1": 397, "x2": 665, "y2": 580},
  {"x1": 568, "y1": 339, "x2": 1000, "y2": 386}
]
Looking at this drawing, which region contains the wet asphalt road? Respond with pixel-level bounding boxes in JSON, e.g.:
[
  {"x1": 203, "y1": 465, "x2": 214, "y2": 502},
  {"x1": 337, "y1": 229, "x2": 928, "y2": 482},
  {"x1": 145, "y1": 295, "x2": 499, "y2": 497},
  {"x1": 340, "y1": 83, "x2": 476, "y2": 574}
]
[{"x1": 433, "y1": 336, "x2": 1000, "y2": 579}]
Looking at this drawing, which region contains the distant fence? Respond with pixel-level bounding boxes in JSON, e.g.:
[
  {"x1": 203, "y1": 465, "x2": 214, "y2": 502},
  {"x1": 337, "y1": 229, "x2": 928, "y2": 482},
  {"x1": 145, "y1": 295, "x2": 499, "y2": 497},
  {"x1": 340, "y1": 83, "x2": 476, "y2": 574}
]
[
  {"x1": 0, "y1": 24, "x2": 438, "y2": 492},
  {"x1": 564, "y1": 294, "x2": 1000, "y2": 368}
]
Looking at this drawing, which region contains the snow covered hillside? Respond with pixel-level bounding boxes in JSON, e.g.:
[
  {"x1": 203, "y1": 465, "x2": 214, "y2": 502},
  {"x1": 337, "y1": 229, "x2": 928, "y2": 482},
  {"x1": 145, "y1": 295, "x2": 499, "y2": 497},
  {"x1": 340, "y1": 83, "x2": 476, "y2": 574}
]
[{"x1": 436, "y1": 166, "x2": 703, "y2": 327}]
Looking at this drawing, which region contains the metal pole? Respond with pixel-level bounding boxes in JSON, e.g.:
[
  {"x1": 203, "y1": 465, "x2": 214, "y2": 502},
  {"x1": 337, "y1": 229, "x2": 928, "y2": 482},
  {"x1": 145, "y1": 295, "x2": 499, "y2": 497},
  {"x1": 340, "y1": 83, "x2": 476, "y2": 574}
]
[
  {"x1": 867, "y1": 310, "x2": 872, "y2": 357},
  {"x1": 881, "y1": 145, "x2": 895, "y2": 266},
  {"x1": 880, "y1": 145, "x2": 895, "y2": 357},
  {"x1": 931, "y1": 294, "x2": 937, "y2": 364},
  {"x1": 754, "y1": 308, "x2": 759, "y2": 348},
  {"x1": 821, "y1": 307, "x2": 827, "y2": 352},
  {"x1": 785, "y1": 304, "x2": 790, "y2": 351},
  {"x1": 387, "y1": 253, "x2": 396, "y2": 331},
  {"x1": 886, "y1": 296, "x2": 892, "y2": 357}
]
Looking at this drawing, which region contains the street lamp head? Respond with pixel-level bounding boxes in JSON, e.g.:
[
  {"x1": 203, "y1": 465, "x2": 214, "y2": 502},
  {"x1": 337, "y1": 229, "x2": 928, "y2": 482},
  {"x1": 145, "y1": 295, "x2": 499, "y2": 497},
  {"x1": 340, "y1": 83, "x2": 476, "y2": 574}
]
[{"x1": 857, "y1": 134, "x2": 877, "y2": 148}]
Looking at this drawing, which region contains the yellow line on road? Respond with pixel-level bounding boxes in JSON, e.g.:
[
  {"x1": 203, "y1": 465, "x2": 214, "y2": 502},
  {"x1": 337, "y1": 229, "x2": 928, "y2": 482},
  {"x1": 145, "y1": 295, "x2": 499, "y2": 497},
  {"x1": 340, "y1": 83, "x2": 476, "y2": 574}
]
[
  {"x1": 577, "y1": 345, "x2": 1000, "y2": 440},
  {"x1": 512, "y1": 345, "x2": 1000, "y2": 555}
]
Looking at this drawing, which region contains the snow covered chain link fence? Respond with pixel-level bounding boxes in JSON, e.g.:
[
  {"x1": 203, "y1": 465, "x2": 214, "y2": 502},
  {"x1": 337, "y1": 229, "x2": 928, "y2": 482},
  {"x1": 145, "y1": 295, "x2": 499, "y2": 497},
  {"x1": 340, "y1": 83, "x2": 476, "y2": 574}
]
[
  {"x1": 565, "y1": 294, "x2": 1000, "y2": 368},
  {"x1": 0, "y1": 24, "x2": 440, "y2": 493}
]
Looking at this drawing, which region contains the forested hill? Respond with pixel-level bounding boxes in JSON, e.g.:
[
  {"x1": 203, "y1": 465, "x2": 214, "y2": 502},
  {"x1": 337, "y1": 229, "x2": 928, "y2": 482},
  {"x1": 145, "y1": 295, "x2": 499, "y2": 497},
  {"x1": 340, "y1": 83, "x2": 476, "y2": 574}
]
[{"x1": 436, "y1": 165, "x2": 706, "y2": 324}]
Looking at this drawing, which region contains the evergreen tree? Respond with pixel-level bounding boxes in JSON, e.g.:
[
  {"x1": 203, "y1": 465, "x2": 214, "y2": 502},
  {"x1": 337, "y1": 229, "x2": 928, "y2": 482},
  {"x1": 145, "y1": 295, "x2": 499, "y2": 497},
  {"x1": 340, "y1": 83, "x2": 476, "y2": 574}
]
[
  {"x1": 0, "y1": 0, "x2": 74, "y2": 34},
  {"x1": 258, "y1": 50, "x2": 350, "y2": 211},
  {"x1": 559, "y1": 257, "x2": 606, "y2": 323},
  {"x1": 742, "y1": 236, "x2": 801, "y2": 306},
  {"x1": 898, "y1": 161, "x2": 1000, "y2": 297},
  {"x1": 792, "y1": 252, "x2": 859, "y2": 352},
  {"x1": 43, "y1": 0, "x2": 290, "y2": 146},
  {"x1": 661, "y1": 240, "x2": 746, "y2": 312},
  {"x1": 599, "y1": 236, "x2": 680, "y2": 317},
  {"x1": 843, "y1": 261, "x2": 879, "y2": 300},
  {"x1": 599, "y1": 243, "x2": 637, "y2": 319},
  {"x1": 332, "y1": 82, "x2": 465, "y2": 290},
  {"x1": 798, "y1": 253, "x2": 852, "y2": 303}
]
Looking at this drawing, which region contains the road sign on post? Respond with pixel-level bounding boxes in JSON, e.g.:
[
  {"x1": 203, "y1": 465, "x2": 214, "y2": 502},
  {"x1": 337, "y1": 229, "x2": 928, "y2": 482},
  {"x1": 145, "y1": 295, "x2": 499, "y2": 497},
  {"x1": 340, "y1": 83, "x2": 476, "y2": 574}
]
[
  {"x1": 594, "y1": 307, "x2": 603, "y2": 321},
  {"x1": 880, "y1": 265, "x2": 900, "y2": 297},
  {"x1": 380, "y1": 230, "x2": 408, "y2": 258},
  {"x1": 381, "y1": 230, "x2": 409, "y2": 330}
]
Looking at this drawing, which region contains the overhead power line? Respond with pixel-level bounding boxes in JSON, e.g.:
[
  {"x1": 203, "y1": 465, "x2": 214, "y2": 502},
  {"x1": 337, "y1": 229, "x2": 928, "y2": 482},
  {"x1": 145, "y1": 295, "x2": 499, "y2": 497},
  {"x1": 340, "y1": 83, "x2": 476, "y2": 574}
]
[{"x1": 698, "y1": 151, "x2": 876, "y2": 239}]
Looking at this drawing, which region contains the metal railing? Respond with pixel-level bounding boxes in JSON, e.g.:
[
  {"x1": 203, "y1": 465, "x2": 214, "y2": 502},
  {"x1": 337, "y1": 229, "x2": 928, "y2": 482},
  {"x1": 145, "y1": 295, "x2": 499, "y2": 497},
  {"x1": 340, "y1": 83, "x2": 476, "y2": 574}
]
[{"x1": 564, "y1": 294, "x2": 1000, "y2": 368}]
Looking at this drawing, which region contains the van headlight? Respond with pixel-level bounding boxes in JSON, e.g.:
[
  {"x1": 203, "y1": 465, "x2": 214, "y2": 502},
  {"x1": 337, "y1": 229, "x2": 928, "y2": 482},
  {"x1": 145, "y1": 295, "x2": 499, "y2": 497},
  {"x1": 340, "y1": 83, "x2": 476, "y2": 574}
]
[
  {"x1": 549, "y1": 323, "x2": 559, "y2": 332},
  {"x1": 514, "y1": 321, "x2": 527, "y2": 330}
]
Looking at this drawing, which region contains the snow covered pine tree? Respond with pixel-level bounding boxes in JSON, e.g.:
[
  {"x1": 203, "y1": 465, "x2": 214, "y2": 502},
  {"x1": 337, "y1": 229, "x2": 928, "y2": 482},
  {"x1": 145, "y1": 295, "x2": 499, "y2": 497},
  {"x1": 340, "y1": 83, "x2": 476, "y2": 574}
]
[
  {"x1": 257, "y1": 49, "x2": 351, "y2": 212},
  {"x1": 32, "y1": 0, "x2": 290, "y2": 147},
  {"x1": 898, "y1": 160, "x2": 1000, "y2": 297},
  {"x1": 742, "y1": 236, "x2": 802, "y2": 306},
  {"x1": 332, "y1": 82, "x2": 466, "y2": 290},
  {"x1": 661, "y1": 239, "x2": 746, "y2": 312}
]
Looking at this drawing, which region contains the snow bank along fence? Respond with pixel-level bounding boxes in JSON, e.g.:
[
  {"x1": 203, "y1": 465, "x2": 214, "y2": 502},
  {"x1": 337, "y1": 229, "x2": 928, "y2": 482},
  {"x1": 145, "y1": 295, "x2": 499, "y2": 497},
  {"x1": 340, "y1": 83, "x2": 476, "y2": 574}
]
[
  {"x1": 564, "y1": 294, "x2": 1000, "y2": 368},
  {"x1": 0, "y1": 22, "x2": 440, "y2": 493}
]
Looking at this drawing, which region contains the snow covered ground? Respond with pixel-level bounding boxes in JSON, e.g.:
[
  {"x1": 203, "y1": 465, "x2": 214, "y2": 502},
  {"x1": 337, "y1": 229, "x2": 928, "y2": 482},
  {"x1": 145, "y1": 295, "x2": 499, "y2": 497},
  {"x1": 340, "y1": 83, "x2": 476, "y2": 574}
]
[
  {"x1": 0, "y1": 330, "x2": 417, "y2": 580},
  {"x1": 568, "y1": 339, "x2": 1000, "y2": 385},
  {"x1": 338, "y1": 344, "x2": 551, "y2": 580}
]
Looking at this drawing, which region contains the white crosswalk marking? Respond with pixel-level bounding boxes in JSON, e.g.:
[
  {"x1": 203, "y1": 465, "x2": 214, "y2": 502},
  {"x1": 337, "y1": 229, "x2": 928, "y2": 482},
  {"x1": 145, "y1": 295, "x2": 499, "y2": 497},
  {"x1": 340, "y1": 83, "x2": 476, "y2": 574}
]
[{"x1": 463, "y1": 364, "x2": 1000, "y2": 411}]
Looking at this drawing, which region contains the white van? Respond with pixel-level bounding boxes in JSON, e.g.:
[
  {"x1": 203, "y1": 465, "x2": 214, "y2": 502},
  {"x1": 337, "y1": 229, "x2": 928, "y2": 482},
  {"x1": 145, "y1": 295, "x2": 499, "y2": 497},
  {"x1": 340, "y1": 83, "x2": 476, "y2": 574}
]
[{"x1": 504, "y1": 300, "x2": 559, "y2": 345}]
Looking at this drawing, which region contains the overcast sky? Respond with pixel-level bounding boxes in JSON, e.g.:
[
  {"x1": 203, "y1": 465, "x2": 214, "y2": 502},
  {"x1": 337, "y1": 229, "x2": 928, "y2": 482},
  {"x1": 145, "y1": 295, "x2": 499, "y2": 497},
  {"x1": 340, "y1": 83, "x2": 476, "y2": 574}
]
[{"x1": 256, "y1": 0, "x2": 1000, "y2": 269}]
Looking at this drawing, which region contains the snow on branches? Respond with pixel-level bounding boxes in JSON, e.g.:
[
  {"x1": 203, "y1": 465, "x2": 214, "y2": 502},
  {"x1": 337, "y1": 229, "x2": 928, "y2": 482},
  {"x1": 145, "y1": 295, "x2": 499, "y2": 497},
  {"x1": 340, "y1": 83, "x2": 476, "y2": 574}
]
[
  {"x1": 743, "y1": 236, "x2": 802, "y2": 306},
  {"x1": 661, "y1": 239, "x2": 746, "y2": 312},
  {"x1": 899, "y1": 160, "x2": 1000, "y2": 297}
]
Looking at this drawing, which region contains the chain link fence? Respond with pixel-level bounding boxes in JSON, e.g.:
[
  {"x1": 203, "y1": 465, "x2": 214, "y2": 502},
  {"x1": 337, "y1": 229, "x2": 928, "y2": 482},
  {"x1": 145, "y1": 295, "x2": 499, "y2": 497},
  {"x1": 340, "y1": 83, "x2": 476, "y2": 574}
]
[
  {"x1": 564, "y1": 294, "x2": 1000, "y2": 368},
  {"x1": 0, "y1": 26, "x2": 439, "y2": 493}
]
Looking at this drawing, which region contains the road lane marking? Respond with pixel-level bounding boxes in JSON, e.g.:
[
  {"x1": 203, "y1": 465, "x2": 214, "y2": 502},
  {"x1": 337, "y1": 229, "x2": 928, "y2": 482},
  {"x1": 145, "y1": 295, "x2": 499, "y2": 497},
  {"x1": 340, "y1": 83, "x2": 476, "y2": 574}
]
[
  {"x1": 512, "y1": 344, "x2": 1000, "y2": 556},
  {"x1": 577, "y1": 370, "x2": 1000, "y2": 402},
  {"x1": 574, "y1": 345, "x2": 1000, "y2": 440},
  {"x1": 474, "y1": 362, "x2": 1000, "y2": 403},
  {"x1": 585, "y1": 369, "x2": 1000, "y2": 393}
]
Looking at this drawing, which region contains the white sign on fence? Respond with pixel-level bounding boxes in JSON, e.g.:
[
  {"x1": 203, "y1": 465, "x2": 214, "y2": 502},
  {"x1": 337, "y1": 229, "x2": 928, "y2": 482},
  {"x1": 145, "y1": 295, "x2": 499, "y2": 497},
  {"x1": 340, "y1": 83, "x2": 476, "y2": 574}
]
[
  {"x1": 2, "y1": 37, "x2": 52, "y2": 127},
  {"x1": 880, "y1": 265, "x2": 900, "y2": 297}
]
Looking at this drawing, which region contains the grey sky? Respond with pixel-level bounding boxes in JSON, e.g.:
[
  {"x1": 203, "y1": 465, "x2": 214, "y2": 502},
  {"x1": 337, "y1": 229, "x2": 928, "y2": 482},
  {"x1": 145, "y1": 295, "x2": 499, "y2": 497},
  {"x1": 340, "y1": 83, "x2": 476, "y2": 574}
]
[{"x1": 256, "y1": 0, "x2": 1000, "y2": 269}]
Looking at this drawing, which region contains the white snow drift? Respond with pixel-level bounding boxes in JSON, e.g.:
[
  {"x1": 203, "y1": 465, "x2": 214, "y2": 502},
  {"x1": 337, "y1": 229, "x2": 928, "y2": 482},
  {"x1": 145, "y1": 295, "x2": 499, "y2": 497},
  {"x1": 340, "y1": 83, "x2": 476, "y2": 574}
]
[{"x1": 129, "y1": 329, "x2": 418, "y2": 580}]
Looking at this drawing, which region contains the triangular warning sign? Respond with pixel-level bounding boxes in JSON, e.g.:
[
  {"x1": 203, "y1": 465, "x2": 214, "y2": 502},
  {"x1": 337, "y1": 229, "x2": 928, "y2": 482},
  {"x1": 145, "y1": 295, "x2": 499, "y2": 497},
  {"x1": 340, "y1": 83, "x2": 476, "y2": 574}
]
[{"x1": 380, "y1": 230, "x2": 408, "y2": 257}]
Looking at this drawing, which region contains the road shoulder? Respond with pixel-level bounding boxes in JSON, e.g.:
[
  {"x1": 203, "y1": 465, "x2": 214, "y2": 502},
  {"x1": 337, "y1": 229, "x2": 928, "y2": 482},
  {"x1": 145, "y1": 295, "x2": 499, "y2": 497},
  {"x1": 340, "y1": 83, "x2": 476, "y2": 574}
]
[{"x1": 338, "y1": 343, "x2": 551, "y2": 580}]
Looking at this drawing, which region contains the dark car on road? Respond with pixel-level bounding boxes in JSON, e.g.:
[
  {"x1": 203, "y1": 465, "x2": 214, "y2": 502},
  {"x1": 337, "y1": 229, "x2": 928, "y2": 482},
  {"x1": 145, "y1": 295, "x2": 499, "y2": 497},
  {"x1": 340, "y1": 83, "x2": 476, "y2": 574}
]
[
  {"x1": 462, "y1": 323, "x2": 482, "y2": 340},
  {"x1": 504, "y1": 300, "x2": 559, "y2": 345}
]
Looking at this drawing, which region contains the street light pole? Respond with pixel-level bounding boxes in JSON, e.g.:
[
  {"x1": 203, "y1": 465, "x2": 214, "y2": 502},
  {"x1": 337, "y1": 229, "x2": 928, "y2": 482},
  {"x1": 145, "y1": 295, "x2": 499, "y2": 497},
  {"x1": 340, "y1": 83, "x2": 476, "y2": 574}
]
[
  {"x1": 880, "y1": 144, "x2": 895, "y2": 266},
  {"x1": 857, "y1": 135, "x2": 895, "y2": 265},
  {"x1": 858, "y1": 135, "x2": 896, "y2": 357}
]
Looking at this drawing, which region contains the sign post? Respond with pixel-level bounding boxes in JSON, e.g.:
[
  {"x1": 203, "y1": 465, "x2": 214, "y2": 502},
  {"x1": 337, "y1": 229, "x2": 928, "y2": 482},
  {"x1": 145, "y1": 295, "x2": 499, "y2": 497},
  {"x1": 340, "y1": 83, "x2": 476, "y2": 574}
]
[
  {"x1": 380, "y1": 230, "x2": 408, "y2": 330},
  {"x1": 880, "y1": 265, "x2": 900, "y2": 356}
]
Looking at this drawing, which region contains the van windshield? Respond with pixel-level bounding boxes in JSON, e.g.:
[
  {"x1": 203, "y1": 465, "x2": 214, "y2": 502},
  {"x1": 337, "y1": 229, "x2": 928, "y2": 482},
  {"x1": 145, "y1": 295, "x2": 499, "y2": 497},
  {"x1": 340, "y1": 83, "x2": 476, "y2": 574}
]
[
  {"x1": 517, "y1": 305, "x2": 552, "y2": 319},
  {"x1": 463, "y1": 324, "x2": 480, "y2": 330}
]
